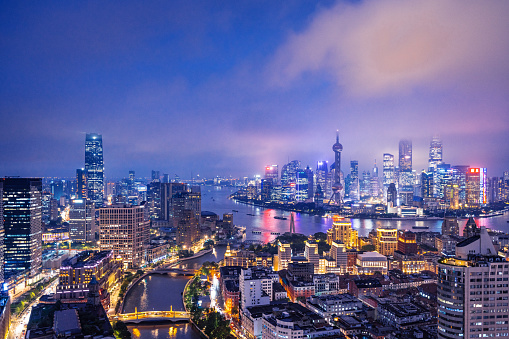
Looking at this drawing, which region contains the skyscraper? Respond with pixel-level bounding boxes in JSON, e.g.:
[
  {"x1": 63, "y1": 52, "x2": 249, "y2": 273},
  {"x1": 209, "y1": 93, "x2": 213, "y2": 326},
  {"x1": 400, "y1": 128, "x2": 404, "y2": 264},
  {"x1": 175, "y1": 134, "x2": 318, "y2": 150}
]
[
  {"x1": 428, "y1": 135, "x2": 443, "y2": 170},
  {"x1": 398, "y1": 139, "x2": 412, "y2": 171},
  {"x1": 330, "y1": 132, "x2": 343, "y2": 205},
  {"x1": 99, "y1": 202, "x2": 149, "y2": 268},
  {"x1": 264, "y1": 165, "x2": 278, "y2": 185},
  {"x1": 295, "y1": 169, "x2": 309, "y2": 202},
  {"x1": 85, "y1": 133, "x2": 104, "y2": 207},
  {"x1": 349, "y1": 160, "x2": 359, "y2": 201},
  {"x1": 315, "y1": 161, "x2": 328, "y2": 193},
  {"x1": 1, "y1": 178, "x2": 42, "y2": 279},
  {"x1": 437, "y1": 227, "x2": 507, "y2": 338},
  {"x1": 68, "y1": 199, "x2": 95, "y2": 242},
  {"x1": 466, "y1": 168, "x2": 487, "y2": 207},
  {"x1": 76, "y1": 168, "x2": 87, "y2": 199},
  {"x1": 382, "y1": 153, "x2": 395, "y2": 187}
]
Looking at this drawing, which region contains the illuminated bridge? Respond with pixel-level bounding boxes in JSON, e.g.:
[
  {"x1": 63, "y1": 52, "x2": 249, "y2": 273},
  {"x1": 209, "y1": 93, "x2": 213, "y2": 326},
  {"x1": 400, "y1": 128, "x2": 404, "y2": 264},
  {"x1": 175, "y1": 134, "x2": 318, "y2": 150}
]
[
  {"x1": 151, "y1": 267, "x2": 197, "y2": 276},
  {"x1": 114, "y1": 307, "x2": 190, "y2": 324}
]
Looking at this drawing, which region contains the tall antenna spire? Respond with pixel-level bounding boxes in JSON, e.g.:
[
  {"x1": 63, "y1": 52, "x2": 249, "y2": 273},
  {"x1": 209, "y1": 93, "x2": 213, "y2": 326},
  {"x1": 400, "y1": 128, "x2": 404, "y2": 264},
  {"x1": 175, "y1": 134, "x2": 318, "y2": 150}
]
[{"x1": 289, "y1": 212, "x2": 295, "y2": 234}]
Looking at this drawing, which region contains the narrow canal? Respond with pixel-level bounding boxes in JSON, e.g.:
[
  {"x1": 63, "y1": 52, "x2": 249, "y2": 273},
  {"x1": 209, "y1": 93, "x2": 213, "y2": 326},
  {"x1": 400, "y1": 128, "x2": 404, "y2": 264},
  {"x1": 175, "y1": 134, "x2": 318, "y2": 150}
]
[{"x1": 124, "y1": 246, "x2": 227, "y2": 339}]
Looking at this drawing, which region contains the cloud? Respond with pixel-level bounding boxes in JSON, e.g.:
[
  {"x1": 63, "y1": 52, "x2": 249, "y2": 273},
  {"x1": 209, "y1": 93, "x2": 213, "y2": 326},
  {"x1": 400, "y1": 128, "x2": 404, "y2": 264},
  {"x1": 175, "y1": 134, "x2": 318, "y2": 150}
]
[{"x1": 269, "y1": 0, "x2": 509, "y2": 97}]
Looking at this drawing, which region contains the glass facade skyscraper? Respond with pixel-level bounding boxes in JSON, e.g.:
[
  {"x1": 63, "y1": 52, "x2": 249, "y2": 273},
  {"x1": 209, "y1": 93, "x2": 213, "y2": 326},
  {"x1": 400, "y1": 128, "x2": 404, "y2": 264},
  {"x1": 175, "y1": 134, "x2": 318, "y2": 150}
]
[
  {"x1": 85, "y1": 133, "x2": 104, "y2": 207},
  {"x1": 1, "y1": 178, "x2": 42, "y2": 279},
  {"x1": 398, "y1": 139, "x2": 412, "y2": 171},
  {"x1": 428, "y1": 135, "x2": 443, "y2": 170}
]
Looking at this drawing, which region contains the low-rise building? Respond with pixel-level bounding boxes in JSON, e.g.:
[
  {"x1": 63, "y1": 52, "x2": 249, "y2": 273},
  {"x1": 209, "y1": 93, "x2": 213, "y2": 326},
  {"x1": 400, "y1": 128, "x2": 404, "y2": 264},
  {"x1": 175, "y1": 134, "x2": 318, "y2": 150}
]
[
  {"x1": 333, "y1": 315, "x2": 367, "y2": 338},
  {"x1": 378, "y1": 302, "x2": 431, "y2": 328},
  {"x1": 261, "y1": 302, "x2": 344, "y2": 339},
  {"x1": 306, "y1": 293, "x2": 363, "y2": 324},
  {"x1": 354, "y1": 252, "x2": 388, "y2": 275},
  {"x1": 349, "y1": 279, "x2": 383, "y2": 298}
]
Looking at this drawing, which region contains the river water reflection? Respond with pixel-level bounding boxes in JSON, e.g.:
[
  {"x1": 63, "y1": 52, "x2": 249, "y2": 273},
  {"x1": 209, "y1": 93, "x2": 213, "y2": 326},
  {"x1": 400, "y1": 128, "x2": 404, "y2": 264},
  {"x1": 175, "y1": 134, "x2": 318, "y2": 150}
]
[
  {"x1": 126, "y1": 186, "x2": 508, "y2": 338},
  {"x1": 125, "y1": 247, "x2": 227, "y2": 339}
]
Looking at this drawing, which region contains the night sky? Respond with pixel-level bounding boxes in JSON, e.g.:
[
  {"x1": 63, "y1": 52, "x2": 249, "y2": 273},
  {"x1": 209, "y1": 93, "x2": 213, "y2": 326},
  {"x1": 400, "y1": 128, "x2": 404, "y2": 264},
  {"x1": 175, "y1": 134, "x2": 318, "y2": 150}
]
[{"x1": 1, "y1": 1, "x2": 508, "y2": 179}]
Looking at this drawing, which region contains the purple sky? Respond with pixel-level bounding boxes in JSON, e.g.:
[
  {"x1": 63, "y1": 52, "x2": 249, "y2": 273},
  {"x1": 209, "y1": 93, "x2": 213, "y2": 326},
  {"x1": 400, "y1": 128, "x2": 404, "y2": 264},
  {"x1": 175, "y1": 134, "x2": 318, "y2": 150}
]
[{"x1": 1, "y1": 0, "x2": 508, "y2": 179}]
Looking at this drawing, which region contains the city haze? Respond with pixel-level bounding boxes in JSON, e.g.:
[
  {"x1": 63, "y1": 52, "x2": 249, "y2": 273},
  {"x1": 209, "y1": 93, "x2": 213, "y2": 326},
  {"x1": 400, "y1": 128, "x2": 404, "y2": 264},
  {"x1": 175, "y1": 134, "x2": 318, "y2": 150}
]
[{"x1": 1, "y1": 0, "x2": 508, "y2": 178}]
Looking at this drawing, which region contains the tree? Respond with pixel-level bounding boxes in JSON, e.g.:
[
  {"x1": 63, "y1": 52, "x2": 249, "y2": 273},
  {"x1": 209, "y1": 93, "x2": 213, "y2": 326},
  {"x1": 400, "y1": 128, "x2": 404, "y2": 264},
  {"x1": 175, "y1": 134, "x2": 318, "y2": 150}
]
[
  {"x1": 361, "y1": 244, "x2": 376, "y2": 252},
  {"x1": 112, "y1": 321, "x2": 131, "y2": 339},
  {"x1": 314, "y1": 232, "x2": 327, "y2": 241}
]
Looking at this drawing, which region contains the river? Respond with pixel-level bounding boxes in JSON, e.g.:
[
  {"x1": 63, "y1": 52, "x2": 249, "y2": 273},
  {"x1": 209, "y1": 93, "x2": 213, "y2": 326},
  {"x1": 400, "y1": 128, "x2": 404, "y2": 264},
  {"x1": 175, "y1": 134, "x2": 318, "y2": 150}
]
[
  {"x1": 124, "y1": 247, "x2": 227, "y2": 339},
  {"x1": 125, "y1": 186, "x2": 509, "y2": 338}
]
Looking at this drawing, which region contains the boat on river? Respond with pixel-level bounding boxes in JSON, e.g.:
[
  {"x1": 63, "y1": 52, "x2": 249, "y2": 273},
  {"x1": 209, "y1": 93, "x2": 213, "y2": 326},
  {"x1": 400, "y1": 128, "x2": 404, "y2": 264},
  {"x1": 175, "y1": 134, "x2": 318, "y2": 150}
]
[{"x1": 274, "y1": 216, "x2": 287, "y2": 220}]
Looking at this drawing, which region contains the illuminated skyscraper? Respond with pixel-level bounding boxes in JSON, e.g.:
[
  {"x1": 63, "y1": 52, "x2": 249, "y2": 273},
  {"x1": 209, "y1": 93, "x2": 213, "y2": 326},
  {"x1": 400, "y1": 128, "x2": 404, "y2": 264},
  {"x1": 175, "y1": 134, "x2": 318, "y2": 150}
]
[
  {"x1": 330, "y1": 132, "x2": 343, "y2": 205},
  {"x1": 76, "y1": 168, "x2": 87, "y2": 199},
  {"x1": 382, "y1": 153, "x2": 395, "y2": 187},
  {"x1": 387, "y1": 183, "x2": 397, "y2": 206},
  {"x1": 69, "y1": 199, "x2": 95, "y2": 242},
  {"x1": 437, "y1": 227, "x2": 507, "y2": 339},
  {"x1": 264, "y1": 165, "x2": 278, "y2": 185},
  {"x1": 428, "y1": 135, "x2": 443, "y2": 170},
  {"x1": 295, "y1": 169, "x2": 309, "y2": 202},
  {"x1": 349, "y1": 160, "x2": 359, "y2": 201},
  {"x1": 314, "y1": 161, "x2": 327, "y2": 203},
  {"x1": 466, "y1": 168, "x2": 487, "y2": 207},
  {"x1": 398, "y1": 139, "x2": 412, "y2": 171},
  {"x1": 1, "y1": 178, "x2": 42, "y2": 279},
  {"x1": 85, "y1": 133, "x2": 104, "y2": 207}
]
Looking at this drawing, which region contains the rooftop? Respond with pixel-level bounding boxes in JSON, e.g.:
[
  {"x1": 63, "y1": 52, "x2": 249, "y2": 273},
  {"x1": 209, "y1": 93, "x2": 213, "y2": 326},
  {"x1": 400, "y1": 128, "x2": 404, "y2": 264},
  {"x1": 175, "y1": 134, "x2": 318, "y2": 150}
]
[{"x1": 61, "y1": 250, "x2": 112, "y2": 269}]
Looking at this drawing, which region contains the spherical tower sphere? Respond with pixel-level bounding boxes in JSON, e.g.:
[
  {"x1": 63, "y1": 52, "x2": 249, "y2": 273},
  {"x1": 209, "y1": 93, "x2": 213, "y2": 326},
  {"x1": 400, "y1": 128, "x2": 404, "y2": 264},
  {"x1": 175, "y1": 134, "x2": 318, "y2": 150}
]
[{"x1": 333, "y1": 142, "x2": 343, "y2": 153}]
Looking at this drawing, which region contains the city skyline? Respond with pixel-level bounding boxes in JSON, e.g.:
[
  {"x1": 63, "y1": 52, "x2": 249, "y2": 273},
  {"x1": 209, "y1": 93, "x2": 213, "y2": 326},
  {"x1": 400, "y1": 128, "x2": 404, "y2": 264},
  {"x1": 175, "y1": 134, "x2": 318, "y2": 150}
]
[{"x1": 1, "y1": 1, "x2": 508, "y2": 178}]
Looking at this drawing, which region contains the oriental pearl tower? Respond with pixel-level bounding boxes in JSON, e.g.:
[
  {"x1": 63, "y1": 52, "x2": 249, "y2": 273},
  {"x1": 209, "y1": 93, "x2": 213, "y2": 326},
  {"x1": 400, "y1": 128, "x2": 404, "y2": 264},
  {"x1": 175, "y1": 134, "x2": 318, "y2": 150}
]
[{"x1": 330, "y1": 131, "x2": 343, "y2": 207}]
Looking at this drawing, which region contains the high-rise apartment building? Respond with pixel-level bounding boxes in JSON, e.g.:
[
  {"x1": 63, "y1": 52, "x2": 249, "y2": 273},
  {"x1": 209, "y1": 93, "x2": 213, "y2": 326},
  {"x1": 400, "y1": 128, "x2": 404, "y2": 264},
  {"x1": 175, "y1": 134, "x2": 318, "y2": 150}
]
[
  {"x1": 99, "y1": 203, "x2": 149, "y2": 268},
  {"x1": 399, "y1": 139, "x2": 412, "y2": 171},
  {"x1": 1, "y1": 178, "x2": 42, "y2": 279},
  {"x1": 69, "y1": 199, "x2": 95, "y2": 242},
  {"x1": 437, "y1": 227, "x2": 507, "y2": 339},
  {"x1": 85, "y1": 133, "x2": 104, "y2": 207},
  {"x1": 428, "y1": 136, "x2": 443, "y2": 170}
]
